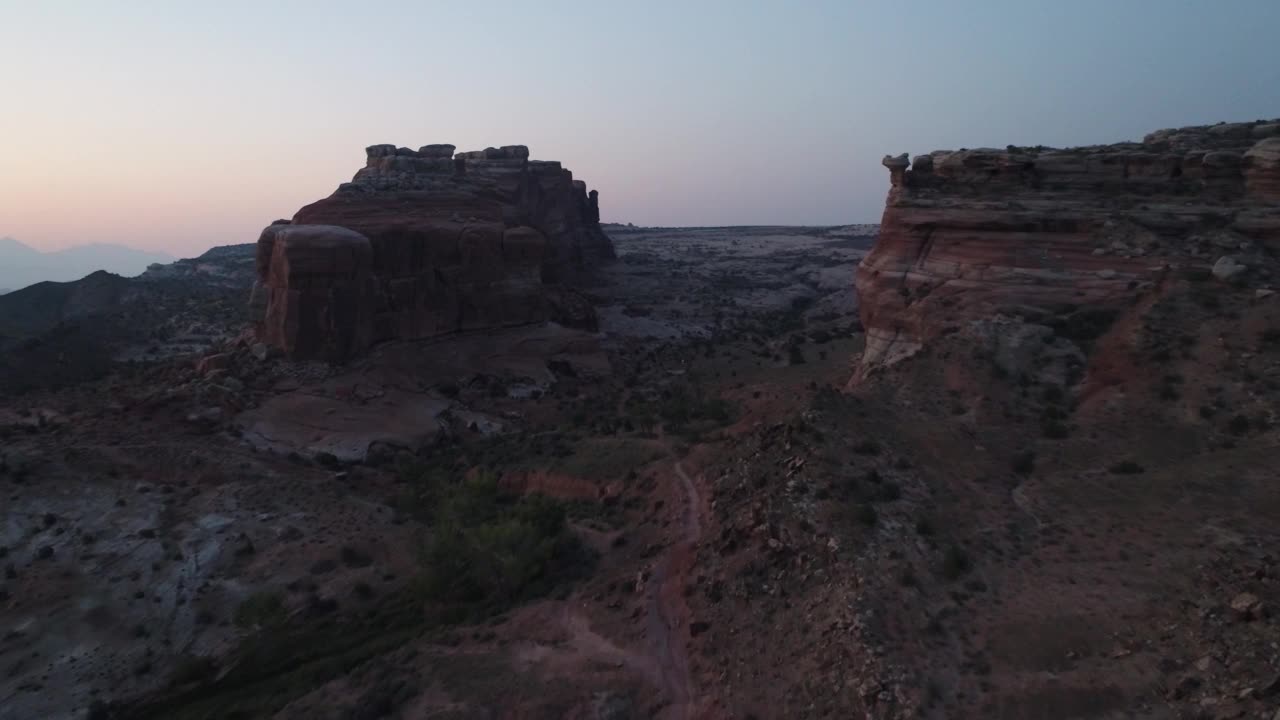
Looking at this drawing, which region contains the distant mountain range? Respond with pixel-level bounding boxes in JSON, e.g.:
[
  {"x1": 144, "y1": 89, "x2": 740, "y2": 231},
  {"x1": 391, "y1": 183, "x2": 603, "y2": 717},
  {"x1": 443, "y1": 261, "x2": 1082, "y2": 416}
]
[{"x1": 0, "y1": 236, "x2": 175, "y2": 292}]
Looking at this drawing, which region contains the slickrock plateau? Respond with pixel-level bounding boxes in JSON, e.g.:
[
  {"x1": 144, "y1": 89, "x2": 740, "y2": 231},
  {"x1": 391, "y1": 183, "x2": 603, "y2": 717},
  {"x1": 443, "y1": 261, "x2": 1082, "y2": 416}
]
[
  {"x1": 255, "y1": 145, "x2": 615, "y2": 361},
  {"x1": 855, "y1": 119, "x2": 1280, "y2": 380}
]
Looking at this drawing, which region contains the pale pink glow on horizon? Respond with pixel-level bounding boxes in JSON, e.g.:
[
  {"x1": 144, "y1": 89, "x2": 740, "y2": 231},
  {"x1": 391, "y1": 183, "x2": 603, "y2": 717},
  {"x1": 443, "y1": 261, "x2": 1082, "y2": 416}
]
[{"x1": 1, "y1": 2, "x2": 1276, "y2": 257}]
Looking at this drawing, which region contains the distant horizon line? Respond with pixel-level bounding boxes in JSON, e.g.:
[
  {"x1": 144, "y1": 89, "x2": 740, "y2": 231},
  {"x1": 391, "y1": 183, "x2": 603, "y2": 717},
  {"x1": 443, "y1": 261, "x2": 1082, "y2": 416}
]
[{"x1": 6, "y1": 220, "x2": 885, "y2": 257}]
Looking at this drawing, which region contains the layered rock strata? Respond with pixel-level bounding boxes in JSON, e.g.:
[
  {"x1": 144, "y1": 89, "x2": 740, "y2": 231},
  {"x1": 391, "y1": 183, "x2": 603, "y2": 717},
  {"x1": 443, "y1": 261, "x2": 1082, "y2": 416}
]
[
  {"x1": 853, "y1": 119, "x2": 1280, "y2": 380},
  {"x1": 255, "y1": 145, "x2": 614, "y2": 360}
]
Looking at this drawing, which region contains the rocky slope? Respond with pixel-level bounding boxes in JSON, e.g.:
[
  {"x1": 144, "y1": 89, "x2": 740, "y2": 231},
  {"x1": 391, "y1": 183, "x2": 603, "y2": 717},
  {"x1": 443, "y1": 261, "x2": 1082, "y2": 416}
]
[
  {"x1": 834, "y1": 121, "x2": 1280, "y2": 717},
  {"x1": 255, "y1": 144, "x2": 615, "y2": 361},
  {"x1": 3, "y1": 210, "x2": 1278, "y2": 718},
  {"x1": 0, "y1": 245, "x2": 256, "y2": 396},
  {"x1": 854, "y1": 119, "x2": 1280, "y2": 381},
  {"x1": 0, "y1": 225, "x2": 870, "y2": 720}
]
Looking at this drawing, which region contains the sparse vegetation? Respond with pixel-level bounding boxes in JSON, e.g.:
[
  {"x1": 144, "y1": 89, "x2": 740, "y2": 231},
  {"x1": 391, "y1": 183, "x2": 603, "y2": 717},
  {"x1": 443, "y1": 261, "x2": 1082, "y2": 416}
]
[
  {"x1": 414, "y1": 471, "x2": 591, "y2": 617},
  {"x1": 1011, "y1": 451, "x2": 1036, "y2": 475},
  {"x1": 1228, "y1": 414, "x2": 1251, "y2": 436},
  {"x1": 1041, "y1": 419, "x2": 1070, "y2": 439},
  {"x1": 941, "y1": 544, "x2": 971, "y2": 581},
  {"x1": 169, "y1": 654, "x2": 219, "y2": 687},
  {"x1": 1107, "y1": 460, "x2": 1145, "y2": 475},
  {"x1": 633, "y1": 383, "x2": 735, "y2": 438},
  {"x1": 854, "y1": 503, "x2": 878, "y2": 527},
  {"x1": 234, "y1": 592, "x2": 286, "y2": 630},
  {"x1": 853, "y1": 439, "x2": 881, "y2": 456},
  {"x1": 914, "y1": 516, "x2": 936, "y2": 537}
]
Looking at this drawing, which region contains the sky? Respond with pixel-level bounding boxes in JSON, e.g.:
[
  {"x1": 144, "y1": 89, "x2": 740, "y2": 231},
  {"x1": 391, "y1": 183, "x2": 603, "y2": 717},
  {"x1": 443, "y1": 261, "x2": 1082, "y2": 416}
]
[{"x1": 1, "y1": 1, "x2": 1278, "y2": 256}]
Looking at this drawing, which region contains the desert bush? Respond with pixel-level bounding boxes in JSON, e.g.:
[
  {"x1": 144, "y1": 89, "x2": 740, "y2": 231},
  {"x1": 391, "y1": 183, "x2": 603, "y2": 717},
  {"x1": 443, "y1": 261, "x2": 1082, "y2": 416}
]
[
  {"x1": 914, "y1": 515, "x2": 936, "y2": 537},
  {"x1": 1041, "y1": 419, "x2": 1070, "y2": 439},
  {"x1": 653, "y1": 385, "x2": 733, "y2": 434},
  {"x1": 1107, "y1": 460, "x2": 1145, "y2": 475},
  {"x1": 941, "y1": 544, "x2": 971, "y2": 580},
  {"x1": 416, "y1": 472, "x2": 589, "y2": 615},
  {"x1": 854, "y1": 504, "x2": 878, "y2": 527},
  {"x1": 898, "y1": 566, "x2": 918, "y2": 587},
  {"x1": 1050, "y1": 308, "x2": 1119, "y2": 346},
  {"x1": 1011, "y1": 451, "x2": 1036, "y2": 475},
  {"x1": 853, "y1": 440, "x2": 881, "y2": 456},
  {"x1": 169, "y1": 654, "x2": 218, "y2": 686},
  {"x1": 1180, "y1": 266, "x2": 1212, "y2": 282},
  {"x1": 878, "y1": 481, "x2": 902, "y2": 502},
  {"x1": 314, "y1": 452, "x2": 341, "y2": 470},
  {"x1": 235, "y1": 592, "x2": 286, "y2": 629},
  {"x1": 1228, "y1": 414, "x2": 1251, "y2": 436}
]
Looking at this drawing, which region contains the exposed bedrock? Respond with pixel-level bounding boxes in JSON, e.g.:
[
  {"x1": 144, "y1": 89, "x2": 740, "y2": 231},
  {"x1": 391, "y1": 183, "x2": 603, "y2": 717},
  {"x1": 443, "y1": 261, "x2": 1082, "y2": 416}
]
[
  {"x1": 255, "y1": 145, "x2": 615, "y2": 361},
  {"x1": 852, "y1": 119, "x2": 1280, "y2": 383}
]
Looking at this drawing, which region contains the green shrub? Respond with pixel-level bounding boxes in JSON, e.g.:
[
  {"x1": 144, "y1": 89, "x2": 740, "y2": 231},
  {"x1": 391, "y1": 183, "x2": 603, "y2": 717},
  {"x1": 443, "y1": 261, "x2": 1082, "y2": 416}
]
[
  {"x1": 416, "y1": 473, "x2": 588, "y2": 615},
  {"x1": 169, "y1": 654, "x2": 218, "y2": 686},
  {"x1": 1011, "y1": 451, "x2": 1036, "y2": 475},
  {"x1": 234, "y1": 592, "x2": 286, "y2": 629},
  {"x1": 314, "y1": 452, "x2": 341, "y2": 470},
  {"x1": 1180, "y1": 267, "x2": 1212, "y2": 282},
  {"x1": 854, "y1": 504, "x2": 878, "y2": 527},
  {"x1": 1041, "y1": 420, "x2": 1070, "y2": 439},
  {"x1": 1107, "y1": 460, "x2": 1145, "y2": 475},
  {"x1": 853, "y1": 440, "x2": 881, "y2": 456},
  {"x1": 941, "y1": 544, "x2": 971, "y2": 580},
  {"x1": 1050, "y1": 308, "x2": 1118, "y2": 344},
  {"x1": 653, "y1": 385, "x2": 733, "y2": 432},
  {"x1": 877, "y1": 481, "x2": 902, "y2": 502},
  {"x1": 1228, "y1": 414, "x2": 1251, "y2": 436}
]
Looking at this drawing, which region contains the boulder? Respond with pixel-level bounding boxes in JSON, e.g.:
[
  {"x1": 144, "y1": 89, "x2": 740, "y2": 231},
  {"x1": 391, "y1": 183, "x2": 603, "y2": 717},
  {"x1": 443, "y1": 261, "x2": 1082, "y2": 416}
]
[
  {"x1": 1230, "y1": 592, "x2": 1264, "y2": 621},
  {"x1": 416, "y1": 144, "x2": 456, "y2": 158},
  {"x1": 1212, "y1": 255, "x2": 1248, "y2": 282},
  {"x1": 1245, "y1": 137, "x2": 1280, "y2": 201}
]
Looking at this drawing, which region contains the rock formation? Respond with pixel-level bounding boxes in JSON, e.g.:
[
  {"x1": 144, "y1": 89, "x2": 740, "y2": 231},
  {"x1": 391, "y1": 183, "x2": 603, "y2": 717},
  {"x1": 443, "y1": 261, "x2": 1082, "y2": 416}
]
[
  {"x1": 853, "y1": 119, "x2": 1280, "y2": 381},
  {"x1": 255, "y1": 145, "x2": 615, "y2": 360}
]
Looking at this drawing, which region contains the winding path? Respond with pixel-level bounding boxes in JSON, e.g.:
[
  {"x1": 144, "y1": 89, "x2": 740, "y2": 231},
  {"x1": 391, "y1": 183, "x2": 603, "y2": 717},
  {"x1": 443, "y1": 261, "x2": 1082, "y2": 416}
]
[
  {"x1": 553, "y1": 458, "x2": 703, "y2": 718},
  {"x1": 644, "y1": 460, "x2": 702, "y2": 718}
]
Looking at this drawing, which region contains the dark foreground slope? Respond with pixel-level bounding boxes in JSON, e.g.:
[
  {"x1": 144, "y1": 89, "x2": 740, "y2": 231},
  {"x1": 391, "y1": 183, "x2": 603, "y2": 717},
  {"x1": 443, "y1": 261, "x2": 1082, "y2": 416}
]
[{"x1": 0, "y1": 225, "x2": 874, "y2": 720}]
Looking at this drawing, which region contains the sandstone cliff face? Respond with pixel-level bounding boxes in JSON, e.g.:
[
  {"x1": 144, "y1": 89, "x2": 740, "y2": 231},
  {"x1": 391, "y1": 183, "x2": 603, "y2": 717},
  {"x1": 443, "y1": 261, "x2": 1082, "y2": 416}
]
[
  {"x1": 853, "y1": 119, "x2": 1280, "y2": 382},
  {"x1": 256, "y1": 145, "x2": 615, "y2": 360}
]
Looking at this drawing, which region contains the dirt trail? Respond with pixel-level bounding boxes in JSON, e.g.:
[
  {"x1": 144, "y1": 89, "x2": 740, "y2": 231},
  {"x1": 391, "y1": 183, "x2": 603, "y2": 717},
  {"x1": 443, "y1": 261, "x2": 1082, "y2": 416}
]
[
  {"x1": 550, "y1": 458, "x2": 704, "y2": 718},
  {"x1": 643, "y1": 460, "x2": 702, "y2": 718}
]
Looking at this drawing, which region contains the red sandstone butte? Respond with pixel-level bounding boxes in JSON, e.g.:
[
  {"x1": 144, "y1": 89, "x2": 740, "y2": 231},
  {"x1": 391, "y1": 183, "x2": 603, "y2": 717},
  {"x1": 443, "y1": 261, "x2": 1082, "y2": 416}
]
[
  {"x1": 852, "y1": 119, "x2": 1280, "y2": 382},
  {"x1": 254, "y1": 144, "x2": 615, "y2": 361}
]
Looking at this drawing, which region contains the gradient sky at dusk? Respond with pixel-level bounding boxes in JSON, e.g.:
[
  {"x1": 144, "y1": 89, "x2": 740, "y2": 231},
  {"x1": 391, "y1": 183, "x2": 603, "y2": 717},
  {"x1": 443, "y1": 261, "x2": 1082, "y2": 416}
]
[{"x1": 2, "y1": 0, "x2": 1278, "y2": 255}]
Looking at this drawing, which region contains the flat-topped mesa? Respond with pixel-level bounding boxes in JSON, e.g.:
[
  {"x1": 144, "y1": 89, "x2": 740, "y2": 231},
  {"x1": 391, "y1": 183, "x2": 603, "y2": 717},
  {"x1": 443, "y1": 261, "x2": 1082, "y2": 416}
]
[
  {"x1": 254, "y1": 144, "x2": 616, "y2": 361},
  {"x1": 853, "y1": 119, "x2": 1280, "y2": 383}
]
